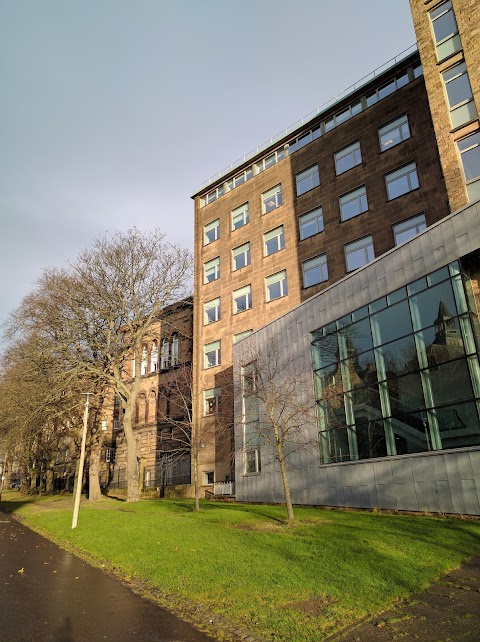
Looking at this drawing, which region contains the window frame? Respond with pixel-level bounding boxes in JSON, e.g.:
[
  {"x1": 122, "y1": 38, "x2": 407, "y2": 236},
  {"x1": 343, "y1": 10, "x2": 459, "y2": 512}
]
[
  {"x1": 265, "y1": 270, "x2": 288, "y2": 302},
  {"x1": 231, "y1": 203, "x2": 250, "y2": 231},
  {"x1": 442, "y1": 63, "x2": 477, "y2": 129},
  {"x1": 302, "y1": 254, "x2": 329, "y2": 288},
  {"x1": 204, "y1": 219, "x2": 220, "y2": 245},
  {"x1": 393, "y1": 213, "x2": 427, "y2": 246},
  {"x1": 385, "y1": 162, "x2": 420, "y2": 201},
  {"x1": 457, "y1": 132, "x2": 480, "y2": 201},
  {"x1": 339, "y1": 185, "x2": 368, "y2": 222},
  {"x1": 345, "y1": 236, "x2": 375, "y2": 272},
  {"x1": 204, "y1": 297, "x2": 221, "y2": 325},
  {"x1": 263, "y1": 225, "x2": 285, "y2": 257},
  {"x1": 204, "y1": 340, "x2": 221, "y2": 369},
  {"x1": 295, "y1": 164, "x2": 320, "y2": 196},
  {"x1": 232, "y1": 242, "x2": 251, "y2": 271},
  {"x1": 204, "y1": 257, "x2": 220, "y2": 284},
  {"x1": 233, "y1": 284, "x2": 252, "y2": 315},
  {"x1": 233, "y1": 330, "x2": 253, "y2": 344},
  {"x1": 262, "y1": 184, "x2": 283, "y2": 214},
  {"x1": 204, "y1": 388, "x2": 221, "y2": 416},
  {"x1": 299, "y1": 207, "x2": 324, "y2": 240},
  {"x1": 334, "y1": 141, "x2": 362, "y2": 175},
  {"x1": 429, "y1": 0, "x2": 461, "y2": 62},
  {"x1": 378, "y1": 114, "x2": 411, "y2": 152}
]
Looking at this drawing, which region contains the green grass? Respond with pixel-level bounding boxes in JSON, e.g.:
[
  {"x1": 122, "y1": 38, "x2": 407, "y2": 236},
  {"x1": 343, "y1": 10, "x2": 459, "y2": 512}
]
[{"x1": 2, "y1": 491, "x2": 480, "y2": 641}]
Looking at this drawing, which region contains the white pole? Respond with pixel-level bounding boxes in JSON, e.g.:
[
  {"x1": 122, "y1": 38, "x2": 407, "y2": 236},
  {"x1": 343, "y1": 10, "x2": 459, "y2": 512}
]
[{"x1": 72, "y1": 393, "x2": 91, "y2": 529}]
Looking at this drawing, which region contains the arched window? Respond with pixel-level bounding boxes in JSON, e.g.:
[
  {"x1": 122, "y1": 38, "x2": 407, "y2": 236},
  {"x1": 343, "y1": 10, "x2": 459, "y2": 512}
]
[
  {"x1": 141, "y1": 346, "x2": 148, "y2": 375},
  {"x1": 137, "y1": 393, "x2": 146, "y2": 424},
  {"x1": 149, "y1": 390, "x2": 156, "y2": 422},
  {"x1": 161, "y1": 339, "x2": 170, "y2": 369},
  {"x1": 150, "y1": 341, "x2": 159, "y2": 372},
  {"x1": 171, "y1": 334, "x2": 179, "y2": 366}
]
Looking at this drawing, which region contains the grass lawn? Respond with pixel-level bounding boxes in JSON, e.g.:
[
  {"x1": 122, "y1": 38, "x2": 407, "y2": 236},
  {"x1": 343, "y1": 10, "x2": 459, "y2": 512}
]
[{"x1": 2, "y1": 491, "x2": 480, "y2": 641}]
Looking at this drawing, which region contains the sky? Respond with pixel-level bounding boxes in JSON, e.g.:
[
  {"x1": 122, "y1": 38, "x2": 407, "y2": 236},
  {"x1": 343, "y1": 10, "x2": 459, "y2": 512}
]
[{"x1": 0, "y1": 0, "x2": 416, "y2": 328}]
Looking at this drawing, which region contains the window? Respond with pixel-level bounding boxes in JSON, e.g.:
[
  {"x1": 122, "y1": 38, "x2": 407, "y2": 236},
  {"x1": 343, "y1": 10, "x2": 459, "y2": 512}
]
[
  {"x1": 231, "y1": 203, "x2": 249, "y2": 230},
  {"x1": 242, "y1": 362, "x2": 260, "y2": 474},
  {"x1": 233, "y1": 285, "x2": 252, "y2": 314},
  {"x1": 296, "y1": 165, "x2": 320, "y2": 196},
  {"x1": 335, "y1": 142, "x2": 362, "y2": 175},
  {"x1": 233, "y1": 330, "x2": 253, "y2": 344},
  {"x1": 228, "y1": 167, "x2": 254, "y2": 189},
  {"x1": 443, "y1": 63, "x2": 478, "y2": 128},
  {"x1": 205, "y1": 184, "x2": 224, "y2": 205},
  {"x1": 379, "y1": 115, "x2": 410, "y2": 152},
  {"x1": 203, "y1": 471, "x2": 214, "y2": 485},
  {"x1": 262, "y1": 185, "x2": 283, "y2": 214},
  {"x1": 256, "y1": 148, "x2": 285, "y2": 173},
  {"x1": 265, "y1": 270, "x2": 288, "y2": 302},
  {"x1": 302, "y1": 255, "x2": 328, "y2": 288},
  {"x1": 289, "y1": 126, "x2": 321, "y2": 154},
  {"x1": 325, "y1": 102, "x2": 362, "y2": 132},
  {"x1": 345, "y1": 236, "x2": 374, "y2": 272},
  {"x1": 204, "y1": 297, "x2": 220, "y2": 324},
  {"x1": 429, "y1": 1, "x2": 461, "y2": 61},
  {"x1": 204, "y1": 388, "x2": 221, "y2": 415},
  {"x1": 204, "y1": 257, "x2": 220, "y2": 283},
  {"x1": 150, "y1": 341, "x2": 158, "y2": 372},
  {"x1": 457, "y1": 132, "x2": 480, "y2": 202},
  {"x1": 105, "y1": 447, "x2": 116, "y2": 463},
  {"x1": 299, "y1": 207, "x2": 324, "y2": 240},
  {"x1": 232, "y1": 242, "x2": 251, "y2": 271},
  {"x1": 339, "y1": 186, "x2": 368, "y2": 221},
  {"x1": 161, "y1": 339, "x2": 169, "y2": 369},
  {"x1": 393, "y1": 213, "x2": 427, "y2": 246},
  {"x1": 386, "y1": 162, "x2": 419, "y2": 200},
  {"x1": 264, "y1": 226, "x2": 285, "y2": 256},
  {"x1": 141, "y1": 346, "x2": 148, "y2": 375},
  {"x1": 204, "y1": 340, "x2": 221, "y2": 369},
  {"x1": 101, "y1": 419, "x2": 108, "y2": 431},
  {"x1": 204, "y1": 219, "x2": 219, "y2": 245},
  {"x1": 171, "y1": 334, "x2": 179, "y2": 366}
]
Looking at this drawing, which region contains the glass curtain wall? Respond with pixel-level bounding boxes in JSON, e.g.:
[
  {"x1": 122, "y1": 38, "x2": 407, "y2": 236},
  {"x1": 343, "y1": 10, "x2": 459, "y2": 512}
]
[{"x1": 312, "y1": 261, "x2": 480, "y2": 464}]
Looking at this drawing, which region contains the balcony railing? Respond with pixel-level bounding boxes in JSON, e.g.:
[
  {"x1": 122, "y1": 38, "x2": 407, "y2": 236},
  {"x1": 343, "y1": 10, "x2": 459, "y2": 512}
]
[{"x1": 213, "y1": 481, "x2": 235, "y2": 497}]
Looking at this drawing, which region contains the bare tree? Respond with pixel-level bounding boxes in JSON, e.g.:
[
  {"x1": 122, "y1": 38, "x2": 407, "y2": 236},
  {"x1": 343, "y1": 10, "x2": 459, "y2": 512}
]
[
  {"x1": 6, "y1": 229, "x2": 192, "y2": 502},
  {"x1": 233, "y1": 335, "x2": 317, "y2": 524}
]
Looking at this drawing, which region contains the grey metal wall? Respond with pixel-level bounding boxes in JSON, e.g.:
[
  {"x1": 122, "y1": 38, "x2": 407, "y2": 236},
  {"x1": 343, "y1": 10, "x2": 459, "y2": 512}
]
[{"x1": 234, "y1": 199, "x2": 480, "y2": 514}]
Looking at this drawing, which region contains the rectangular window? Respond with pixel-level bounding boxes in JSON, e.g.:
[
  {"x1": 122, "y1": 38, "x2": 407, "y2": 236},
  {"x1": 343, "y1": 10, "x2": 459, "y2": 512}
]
[
  {"x1": 265, "y1": 270, "x2": 288, "y2": 302},
  {"x1": 230, "y1": 167, "x2": 253, "y2": 189},
  {"x1": 345, "y1": 236, "x2": 375, "y2": 272},
  {"x1": 204, "y1": 297, "x2": 220, "y2": 324},
  {"x1": 233, "y1": 285, "x2": 252, "y2": 314},
  {"x1": 232, "y1": 242, "x2": 251, "y2": 271},
  {"x1": 299, "y1": 207, "x2": 324, "y2": 240},
  {"x1": 233, "y1": 330, "x2": 253, "y2": 344},
  {"x1": 429, "y1": 1, "x2": 461, "y2": 61},
  {"x1": 256, "y1": 148, "x2": 286, "y2": 173},
  {"x1": 204, "y1": 219, "x2": 219, "y2": 245},
  {"x1": 386, "y1": 162, "x2": 419, "y2": 200},
  {"x1": 296, "y1": 164, "x2": 320, "y2": 196},
  {"x1": 379, "y1": 115, "x2": 411, "y2": 152},
  {"x1": 443, "y1": 63, "x2": 478, "y2": 129},
  {"x1": 262, "y1": 184, "x2": 283, "y2": 214},
  {"x1": 457, "y1": 132, "x2": 480, "y2": 202},
  {"x1": 204, "y1": 340, "x2": 221, "y2": 369},
  {"x1": 264, "y1": 226, "x2": 285, "y2": 256},
  {"x1": 335, "y1": 141, "x2": 362, "y2": 175},
  {"x1": 289, "y1": 127, "x2": 321, "y2": 154},
  {"x1": 101, "y1": 419, "x2": 108, "y2": 431},
  {"x1": 231, "y1": 203, "x2": 249, "y2": 230},
  {"x1": 242, "y1": 362, "x2": 261, "y2": 474},
  {"x1": 393, "y1": 213, "x2": 427, "y2": 246},
  {"x1": 204, "y1": 388, "x2": 221, "y2": 415},
  {"x1": 205, "y1": 184, "x2": 224, "y2": 206},
  {"x1": 340, "y1": 186, "x2": 368, "y2": 221},
  {"x1": 302, "y1": 254, "x2": 328, "y2": 288},
  {"x1": 204, "y1": 257, "x2": 220, "y2": 283}
]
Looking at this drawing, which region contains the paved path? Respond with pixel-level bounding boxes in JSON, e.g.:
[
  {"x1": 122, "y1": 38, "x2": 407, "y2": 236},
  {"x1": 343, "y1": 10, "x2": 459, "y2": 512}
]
[
  {"x1": 327, "y1": 556, "x2": 480, "y2": 642},
  {"x1": 0, "y1": 515, "x2": 216, "y2": 642}
]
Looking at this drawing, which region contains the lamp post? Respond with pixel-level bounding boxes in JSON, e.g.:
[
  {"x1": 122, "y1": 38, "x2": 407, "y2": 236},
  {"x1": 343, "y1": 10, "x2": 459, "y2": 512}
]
[{"x1": 72, "y1": 393, "x2": 92, "y2": 529}]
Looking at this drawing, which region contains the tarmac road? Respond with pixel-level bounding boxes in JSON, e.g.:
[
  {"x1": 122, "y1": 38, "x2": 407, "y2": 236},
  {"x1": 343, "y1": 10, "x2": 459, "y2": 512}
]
[{"x1": 0, "y1": 514, "x2": 216, "y2": 642}]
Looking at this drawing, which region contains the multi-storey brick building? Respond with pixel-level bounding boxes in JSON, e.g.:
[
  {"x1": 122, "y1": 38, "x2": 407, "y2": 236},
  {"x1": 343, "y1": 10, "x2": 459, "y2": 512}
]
[
  {"x1": 192, "y1": 46, "x2": 454, "y2": 489},
  {"x1": 410, "y1": 0, "x2": 480, "y2": 211},
  {"x1": 104, "y1": 298, "x2": 194, "y2": 494}
]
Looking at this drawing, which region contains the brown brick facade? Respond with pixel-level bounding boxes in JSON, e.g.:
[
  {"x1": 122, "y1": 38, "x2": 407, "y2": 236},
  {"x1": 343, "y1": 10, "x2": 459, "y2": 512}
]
[
  {"x1": 192, "y1": 52, "x2": 450, "y2": 485},
  {"x1": 410, "y1": 0, "x2": 480, "y2": 211}
]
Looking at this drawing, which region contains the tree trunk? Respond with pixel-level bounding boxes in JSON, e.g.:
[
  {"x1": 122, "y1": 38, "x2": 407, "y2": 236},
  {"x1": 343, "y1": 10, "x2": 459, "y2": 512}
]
[
  {"x1": 45, "y1": 456, "x2": 56, "y2": 494},
  {"x1": 192, "y1": 443, "x2": 200, "y2": 511},
  {"x1": 277, "y1": 443, "x2": 295, "y2": 524},
  {"x1": 88, "y1": 434, "x2": 103, "y2": 501},
  {"x1": 123, "y1": 401, "x2": 140, "y2": 502}
]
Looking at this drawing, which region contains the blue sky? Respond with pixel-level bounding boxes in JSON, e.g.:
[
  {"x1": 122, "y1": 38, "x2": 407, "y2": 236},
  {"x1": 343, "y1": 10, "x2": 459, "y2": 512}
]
[{"x1": 0, "y1": 0, "x2": 416, "y2": 326}]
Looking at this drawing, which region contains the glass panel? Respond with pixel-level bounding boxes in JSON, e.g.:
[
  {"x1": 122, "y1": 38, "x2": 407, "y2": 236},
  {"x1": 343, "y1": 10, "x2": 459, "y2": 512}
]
[
  {"x1": 371, "y1": 300, "x2": 413, "y2": 346},
  {"x1": 342, "y1": 318, "x2": 373, "y2": 356},
  {"x1": 388, "y1": 372, "x2": 425, "y2": 415},
  {"x1": 409, "y1": 279, "x2": 457, "y2": 331},
  {"x1": 391, "y1": 410, "x2": 432, "y2": 455},
  {"x1": 377, "y1": 335, "x2": 418, "y2": 378},
  {"x1": 320, "y1": 427, "x2": 351, "y2": 463},
  {"x1": 388, "y1": 287, "x2": 407, "y2": 305},
  {"x1": 355, "y1": 418, "x2": 388, "y2": 460},
  {"x1": 428, "y1": 358, "x2": 474, "y2": 406},
  {"x1": 437, "y1": 401, "x2": 480, "y2": 449},
  {"x1": 312, "y1": 334, "x2": 339, "y2": 369},
  {"x1": 415, "y1": 318, "x2": 465, "y2": 367},
  {"x1": 340, "y1": 350, "x2": 376, "y2": 391}
]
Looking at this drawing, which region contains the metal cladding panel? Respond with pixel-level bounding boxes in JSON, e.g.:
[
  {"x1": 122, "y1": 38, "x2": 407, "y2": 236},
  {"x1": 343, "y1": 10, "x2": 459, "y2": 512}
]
[
  {"x1": 462, "y1": 479, "x2": 480, "y2": 514},
  {"x1": 437, "y1": 480, "x2": 455, "y2": 514},
  {"x1": 444, "y1": 454, "x2": 467, "y2": 514}
]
